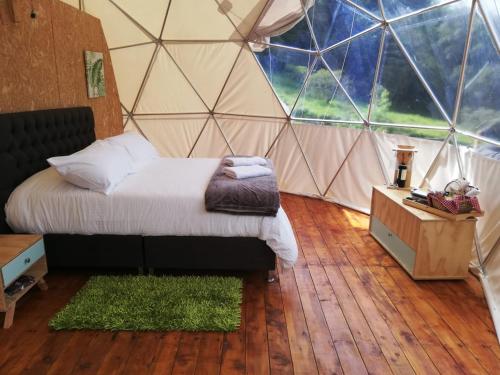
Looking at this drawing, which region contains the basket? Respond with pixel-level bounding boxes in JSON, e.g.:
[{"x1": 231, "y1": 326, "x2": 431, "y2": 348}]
[{"x1": 427, "y1": 192, "x2": 479, "y2": 215}]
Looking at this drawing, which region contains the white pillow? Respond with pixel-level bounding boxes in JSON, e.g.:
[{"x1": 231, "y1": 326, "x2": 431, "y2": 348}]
[
  {"x1": 105, "y1": 131, "x2": 159, "y2": 169},
  {"x1": 47, "y1": 140, "x2": 133, "y2": 195}
]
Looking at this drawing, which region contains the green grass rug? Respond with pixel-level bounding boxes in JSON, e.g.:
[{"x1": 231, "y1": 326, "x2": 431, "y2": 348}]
[{"x1": 49, "y1": 275, "x2": 242, "y2": 331}]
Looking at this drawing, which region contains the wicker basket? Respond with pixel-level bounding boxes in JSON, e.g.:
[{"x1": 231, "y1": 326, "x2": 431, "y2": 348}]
[{"x1": 428, "y1": 193, "x2": 474, "y2": 214}]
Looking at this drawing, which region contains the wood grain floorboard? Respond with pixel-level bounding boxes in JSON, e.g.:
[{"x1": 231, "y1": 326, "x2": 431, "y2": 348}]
[
  {"x1": 245, "y1": 273, "x2": 270, "y2": 375},
  {"x1": 369, "y1": 266, "x2": 465, "y2": 375},
  {"x1": 151, "y1": 332, "x2": 182, "y2": 374},
  {"x1": 264, "y1": 272, "x2": 294, "y2": 374},
  {"x1": 0, "y1": 194, "x2": 497, "y2": 374},
  {"x1": 220, "y1": 284, "x2": 246, "y2": 375}
]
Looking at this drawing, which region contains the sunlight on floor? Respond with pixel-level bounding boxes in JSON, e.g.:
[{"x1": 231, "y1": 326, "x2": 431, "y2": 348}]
[{"x1": 341, "y1": 208, "x2": 369, "y2": 229}]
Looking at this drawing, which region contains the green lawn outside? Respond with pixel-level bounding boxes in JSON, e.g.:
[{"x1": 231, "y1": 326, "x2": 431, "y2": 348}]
[{"x1": 272, "y1": 78, "x2": 475, "y2": 146}]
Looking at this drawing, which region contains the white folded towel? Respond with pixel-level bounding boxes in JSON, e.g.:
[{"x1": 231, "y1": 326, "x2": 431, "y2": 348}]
[
  {"x1": 223, "y1": 165, "x2": 273, "y2": 179},
  {"x1": 224, "y1": 156, "x2": 267, "y2": 167}
]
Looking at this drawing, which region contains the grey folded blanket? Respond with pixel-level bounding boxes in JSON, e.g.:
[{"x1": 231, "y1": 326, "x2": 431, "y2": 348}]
[{"x1": 205, "y1": 157, "x2": 280, "y2": 216}]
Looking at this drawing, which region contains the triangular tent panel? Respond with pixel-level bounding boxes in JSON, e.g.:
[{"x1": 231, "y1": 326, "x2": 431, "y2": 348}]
[
  {"x1": 371, "y1": 30, "x2": 448, "y2": 127},
  {"x1": 325, "y1": 130, "x2": 385, "y2": 210},
  {"x1": 124, "y1": 119, "x2": 149, "y2": 138},
  {"x1": 134, "y1": 114, "x2": 208, "y2": 157},
  {"x1": 166, "y1": 42, "x2": 242, "y2": 110},
  {"x1": 463, "y1": 149, "x2": 500, "y2": 260},
  {"x1": 84, "y1": 0, "x2": 151, "y2": 48},
  {"x1": 372, "y1": 126, "x2": 450, "y2": 189},
  {"x1": 63, "y1": 0, "x2": 79, "y2": 8},
  {"x1": 293, "y1": 122, "x2": 362, "y2": 194},
  {"x1": 308, "y1": 0, "x2": 379, "y2": 50},
  {"x1": 217, "y1": 115, "x2": 284, "y2": 156},
  {"x1": 124, "y1": 119, "x2": 135, "y2": 132},
  {"x1": 323, "y1": 28, "x2": 382, "y2": 118},
  {"x1": 112, "y1": 0, "x2": 170, "y2": 38},
  {"x1": 292, "y1": 59, "x2": 362, "y2": 122},
  {"x1": 392, "y1": 1, "x2": 471, "y2": 118},
  {"x1": 255, "y1": 46, "x2": 315, "y2": 114},
  {"x1": 419, "y1": 134, "x2": 462, "y2": 191},
  {"x1": 268, "y1": 124, "x2": 321, "y2": 196},
  {"x1": 110, "y1": 43, "x2": 156, "y2": 112},
  {"x1": 457, "y1": 8, "x2": 500, "y2": 144},
  {"x1": 190, "y1": 117, "x2": 232, "y2": 157},
  {"x1": 215, "y1": 45, "x2": 287, "y2": 118},
  {"x1": 215, "y1": 0, "x2": 269, "y2": 38},
  {"x1": 135, "y1": 47, "x2": 208, "y2": 114},
  {"x1": 162, "y1": 0, "x2": 242, "y2": 41}
]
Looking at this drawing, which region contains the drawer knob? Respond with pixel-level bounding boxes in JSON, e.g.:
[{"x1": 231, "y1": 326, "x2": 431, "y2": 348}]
[
  {"x1": 24, "y1": 257, "x2": 31, "y2": 264},
  {"x1": 387, "y1": 233, "x2": 393, "y2": 237}
]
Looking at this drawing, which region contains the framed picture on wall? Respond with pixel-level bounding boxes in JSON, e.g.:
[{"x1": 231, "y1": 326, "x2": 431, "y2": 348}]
[{"x1": 84, "y1": 51, "x2": 106, "y2": 98}]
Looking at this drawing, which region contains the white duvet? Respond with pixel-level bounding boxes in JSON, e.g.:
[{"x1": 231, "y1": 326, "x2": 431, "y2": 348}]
[{"x1": 5, "y1": 158, "x2": 298, "y2": 267}]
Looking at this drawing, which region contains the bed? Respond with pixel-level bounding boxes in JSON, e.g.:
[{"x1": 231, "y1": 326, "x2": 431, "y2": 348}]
[{"x1": 0, "y1": 107, "x2": 297, "y2": 272}]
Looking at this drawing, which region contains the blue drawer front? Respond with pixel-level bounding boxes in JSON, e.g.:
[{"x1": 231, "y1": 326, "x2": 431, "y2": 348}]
[
  {"x1": 2, "y1": 239, "x2": 45, "y2": 287},
  {"x1": 370, "y1": 217, "x2": 415, "y2": 274}
]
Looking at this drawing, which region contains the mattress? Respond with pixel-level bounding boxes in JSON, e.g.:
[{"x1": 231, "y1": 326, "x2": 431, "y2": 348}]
[{"x1": 5, "y1": 158, "x2": 298, "y2": 267}]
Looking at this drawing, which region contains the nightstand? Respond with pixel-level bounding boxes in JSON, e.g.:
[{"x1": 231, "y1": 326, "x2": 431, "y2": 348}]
[
  {"x1": 0, "y1": 235, "x2": 48, "y2": 328},
  {"x1": 370, "y1": 186, "x2": 476, "y2": 280}
]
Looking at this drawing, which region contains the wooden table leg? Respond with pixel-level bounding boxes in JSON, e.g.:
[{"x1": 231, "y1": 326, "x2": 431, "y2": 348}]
[
  {"x1": 3, "y1": 303, "x2": 15, "y2": 329},
  {"x1": 38, "y1": 277, "x2": 48, "y2": 291}
]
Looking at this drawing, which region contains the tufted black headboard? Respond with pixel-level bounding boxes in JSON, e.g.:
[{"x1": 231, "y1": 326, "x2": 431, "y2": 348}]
[{"x1": 0, "y1": 107, "x2": 96, "y2": 233}]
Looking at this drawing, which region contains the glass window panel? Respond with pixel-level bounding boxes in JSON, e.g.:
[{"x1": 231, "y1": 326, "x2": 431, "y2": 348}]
[
  {"x1": 371, "y1": 30, "x2": 448, "y2": 127},
  {"x1": 458, "y1": 136, "x2": 500, "y2": 160},
  {"x1": 323, "y1": 29, "x2": 382, "y2": 118},
  {"x1": 372, "y1": 125, "x2": 449, "y2": 141},
  {"x1": 457, "y1": 10, "x2": 500, "y2": 143},
  {"x1": 480, "y1": 0, "x2": 500, "y2": 48},
  {"x1": 270, "y1": 15, "x2": 314, "y2": 50},
  {"x1": 292, "y1": 119, "x2": 364, "y2": 129},
  {"x1": 350, "y1": 0, "x2": 382, "y2": 17},
  {"x1": 308, "y1": 0, "x2": 379, "y2": 50},
  {"x1": 392, "y1": 1, "x2": 471, "y2": 117},
  {"x1": 292, "y1": 60, "x2": 362, "y2": 122},
  {"x1": 381, "y1": 0, "x2": 452, "y2": 19},
  {"x1": 255, "y1": 47, "x2": 315, "y2": 114}
]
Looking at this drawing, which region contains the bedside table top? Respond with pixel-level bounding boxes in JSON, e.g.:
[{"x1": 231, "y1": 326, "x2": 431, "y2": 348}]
[{"x1": 0, "y1": 235, "x2": 43, "y2": 266}]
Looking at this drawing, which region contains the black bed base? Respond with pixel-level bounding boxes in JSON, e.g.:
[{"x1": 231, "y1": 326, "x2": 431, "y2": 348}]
[{"x1": 44, "y1": 234, "x2": 276, "y2": 271}]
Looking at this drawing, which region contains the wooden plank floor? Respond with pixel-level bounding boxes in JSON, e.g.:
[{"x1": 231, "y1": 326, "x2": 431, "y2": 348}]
[{"x1": 1, "y1": 193, "x2": 499, "y2": 374}]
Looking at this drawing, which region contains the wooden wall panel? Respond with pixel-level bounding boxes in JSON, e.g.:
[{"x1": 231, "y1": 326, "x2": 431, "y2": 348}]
[
  {"x1": 0, "y1": 0, "x2": 60, "y2": 111},
  {"x1": 0, "y1": 0, "x2": 122, "y2": 139}
]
